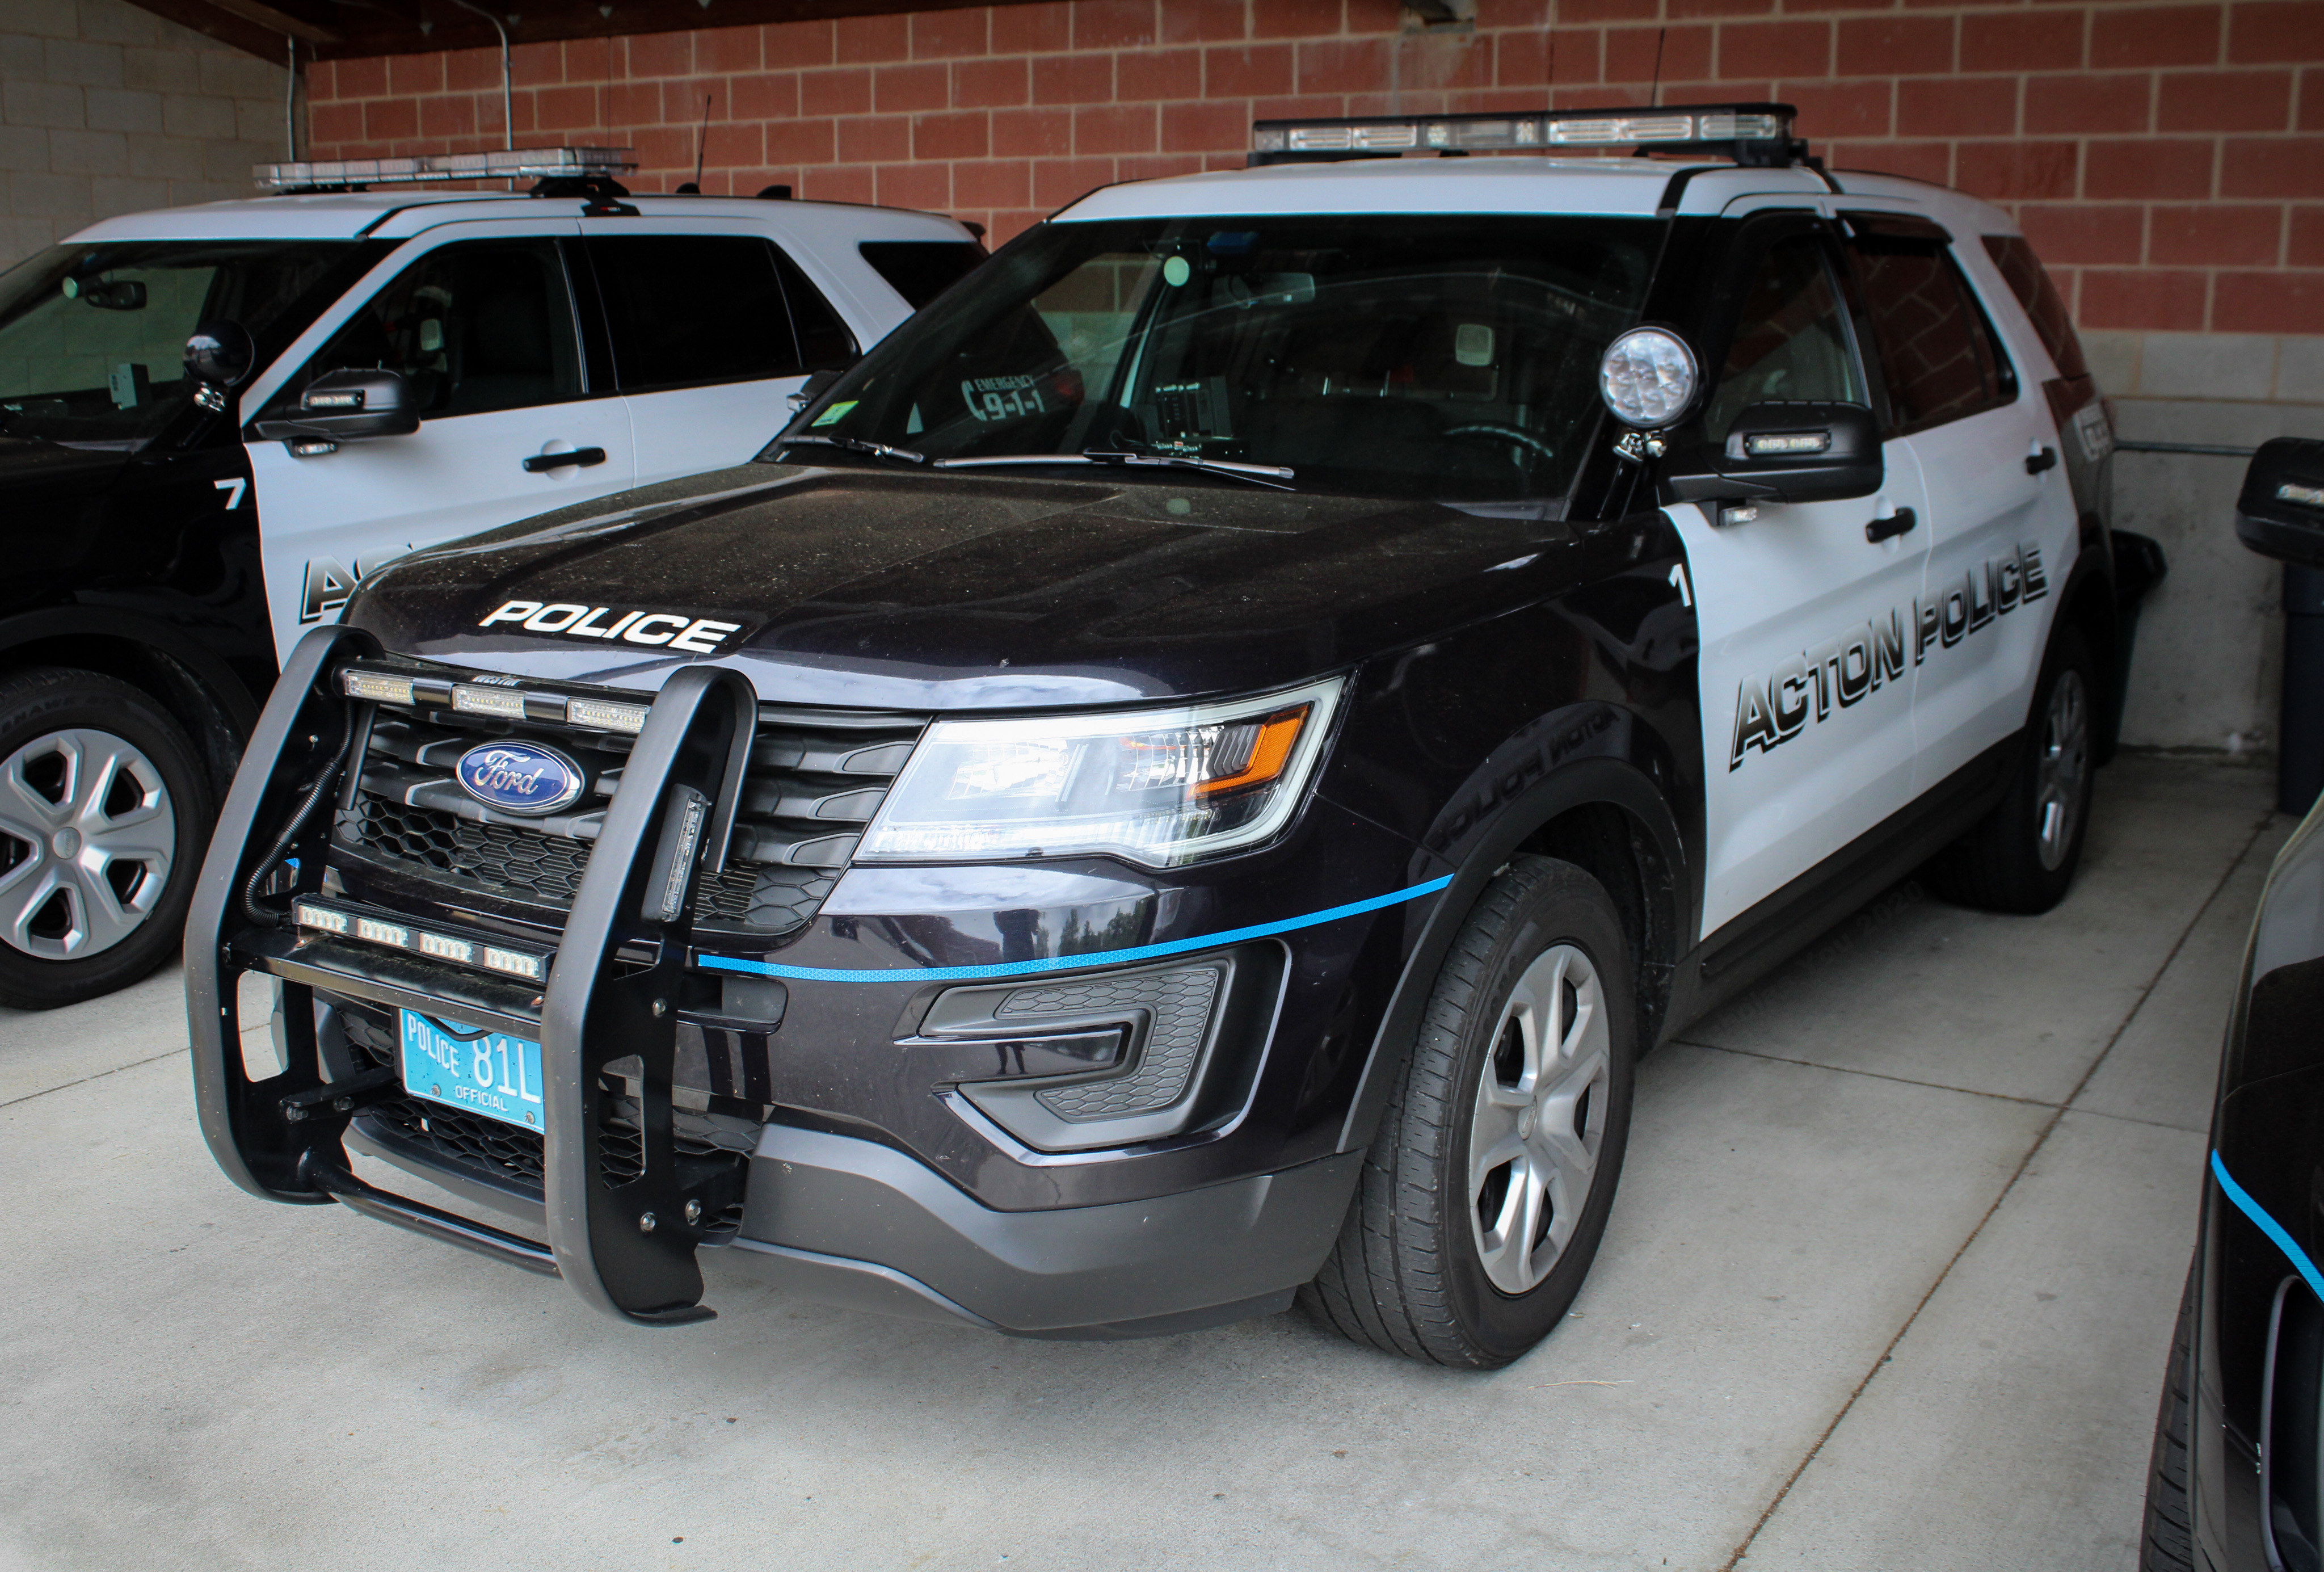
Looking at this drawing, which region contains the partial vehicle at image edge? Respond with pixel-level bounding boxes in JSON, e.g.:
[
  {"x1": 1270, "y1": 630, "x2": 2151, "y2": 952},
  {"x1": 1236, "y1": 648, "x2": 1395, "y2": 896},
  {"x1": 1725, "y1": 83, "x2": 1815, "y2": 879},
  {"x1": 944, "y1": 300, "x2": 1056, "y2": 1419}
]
[
  {"x1": 186, "y1": 104, "x2": 2162, "y2": 1365},
  {"x1": 0, "y1": 148, "x2": 980, "y2": 1007},
  {"x1": 2141, "y1": 435, "x2": 2324, "y2": 1571}
]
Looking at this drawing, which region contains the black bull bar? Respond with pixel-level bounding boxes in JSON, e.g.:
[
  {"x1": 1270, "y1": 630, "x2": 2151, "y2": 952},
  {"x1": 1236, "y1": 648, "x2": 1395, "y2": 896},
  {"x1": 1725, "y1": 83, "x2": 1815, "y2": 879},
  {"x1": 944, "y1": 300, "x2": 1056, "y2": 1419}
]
[{"x1": 187, "y1": 625, "x2": 758, "y2": 1326}]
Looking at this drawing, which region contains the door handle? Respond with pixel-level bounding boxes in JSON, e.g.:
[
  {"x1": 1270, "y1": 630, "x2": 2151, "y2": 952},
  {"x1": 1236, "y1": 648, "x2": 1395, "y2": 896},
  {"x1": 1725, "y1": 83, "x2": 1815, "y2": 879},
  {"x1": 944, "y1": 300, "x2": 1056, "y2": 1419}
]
[
  {"x1": 2025, "y1": 445, "x2": 2058, "y2": 475},
  {"x1": 1866, "y1": 507, "x2": 1917, "y2": 544},
  {"x1": 523, "y1": 447, "x2": 607, "y2": 473}
]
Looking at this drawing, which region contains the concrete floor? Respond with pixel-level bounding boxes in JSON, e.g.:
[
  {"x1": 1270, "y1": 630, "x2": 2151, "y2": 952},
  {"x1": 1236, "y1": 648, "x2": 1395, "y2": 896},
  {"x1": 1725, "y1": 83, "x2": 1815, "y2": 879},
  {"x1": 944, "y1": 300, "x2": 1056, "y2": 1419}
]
[{"x1": 0, "y1": 756, "x2": 2283, "y2": 1572}]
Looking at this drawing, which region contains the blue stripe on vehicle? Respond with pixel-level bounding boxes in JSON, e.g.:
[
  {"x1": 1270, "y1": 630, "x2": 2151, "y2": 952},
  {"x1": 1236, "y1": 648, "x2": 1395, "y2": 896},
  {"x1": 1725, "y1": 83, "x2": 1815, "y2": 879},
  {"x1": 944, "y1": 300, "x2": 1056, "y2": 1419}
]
[
  {"x1": 2212, "y1": 1150, "x2": 2324, "y2": 1305},
  {"x1": 697, "y1": 874, "x2": 1455, "y2": 985}
]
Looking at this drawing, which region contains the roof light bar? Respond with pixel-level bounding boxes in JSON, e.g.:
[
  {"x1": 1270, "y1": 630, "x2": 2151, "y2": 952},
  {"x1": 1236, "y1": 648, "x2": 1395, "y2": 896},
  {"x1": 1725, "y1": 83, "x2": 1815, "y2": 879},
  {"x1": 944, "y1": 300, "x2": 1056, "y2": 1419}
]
[
  {"x1": 254, "y1": 147, "x2": 636, "y2": 192},
  {"x1": 294, "y1": 897, "x2": 553, "y2": 984},
  {"x1": 1252, "y1": 103, "x2": 1798, "y2": 165}
]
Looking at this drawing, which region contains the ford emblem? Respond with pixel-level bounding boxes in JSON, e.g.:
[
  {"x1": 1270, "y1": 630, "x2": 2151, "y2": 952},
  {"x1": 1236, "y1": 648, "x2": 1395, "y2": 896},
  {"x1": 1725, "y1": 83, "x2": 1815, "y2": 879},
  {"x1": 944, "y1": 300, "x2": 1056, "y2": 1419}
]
[{"x1": 454, "y1": 740, "x2": 586, "y2": 817}]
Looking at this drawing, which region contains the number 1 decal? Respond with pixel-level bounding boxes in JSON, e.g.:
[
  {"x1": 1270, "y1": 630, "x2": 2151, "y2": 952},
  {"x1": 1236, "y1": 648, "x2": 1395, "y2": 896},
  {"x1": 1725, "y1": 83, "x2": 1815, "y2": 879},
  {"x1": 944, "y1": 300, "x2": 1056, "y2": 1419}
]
[
  {"x1": 213, "y1": 477, "x2": 246, "y2": 510},
  {"x1": 1668, "y1": 562, "x2": 1693, "y2": 608}
]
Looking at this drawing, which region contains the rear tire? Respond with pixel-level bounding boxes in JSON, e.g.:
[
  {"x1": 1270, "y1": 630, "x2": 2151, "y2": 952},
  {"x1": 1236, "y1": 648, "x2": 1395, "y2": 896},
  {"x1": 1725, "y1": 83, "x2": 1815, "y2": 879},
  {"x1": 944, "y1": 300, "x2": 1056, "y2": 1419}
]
[
  {"x1": 0, "y1": 667, "x2": 210, "y2": 1011},
  {"x1": 2140, "y1": 1258, "x2": 2198, "y2": 1572},
  {"x1": 1300, "y1": 856, "x2": 1636, "y2": 1368},
  {"x1": 1925, "y1": 624, "x2": 2096, "y2": 914}
]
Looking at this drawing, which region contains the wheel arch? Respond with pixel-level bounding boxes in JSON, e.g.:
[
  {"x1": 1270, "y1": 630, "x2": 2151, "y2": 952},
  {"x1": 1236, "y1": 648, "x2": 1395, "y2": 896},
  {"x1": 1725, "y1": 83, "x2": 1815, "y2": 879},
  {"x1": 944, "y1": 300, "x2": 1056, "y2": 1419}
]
[
  {"x1": 0, "y1": 609, "x2": 261, "y2": 798},
  {"x1": 1336, "y1": 755, "x2": 1691, "y2": 1155}
]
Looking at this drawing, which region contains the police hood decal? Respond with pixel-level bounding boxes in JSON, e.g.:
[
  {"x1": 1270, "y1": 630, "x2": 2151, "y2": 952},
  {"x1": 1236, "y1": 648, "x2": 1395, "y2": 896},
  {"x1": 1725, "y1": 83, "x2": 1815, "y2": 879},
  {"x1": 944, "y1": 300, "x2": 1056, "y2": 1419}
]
[
  {"x1": 477, "y1": 600, "x2": 746, "y2": 653},
  {"x1": 456, "y1": 739, "x2": 587, "y2": 815}
]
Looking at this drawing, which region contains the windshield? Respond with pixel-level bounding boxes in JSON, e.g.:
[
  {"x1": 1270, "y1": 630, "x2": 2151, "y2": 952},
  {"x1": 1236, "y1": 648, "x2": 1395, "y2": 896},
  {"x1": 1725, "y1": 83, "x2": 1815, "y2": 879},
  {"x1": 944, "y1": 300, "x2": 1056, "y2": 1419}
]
[
  {"x1": 0, "y1": 239, "x2": 369, "y2": 448},
  {"x1": 781, "y1": 213, "x2": 1663, "y2": 504}
]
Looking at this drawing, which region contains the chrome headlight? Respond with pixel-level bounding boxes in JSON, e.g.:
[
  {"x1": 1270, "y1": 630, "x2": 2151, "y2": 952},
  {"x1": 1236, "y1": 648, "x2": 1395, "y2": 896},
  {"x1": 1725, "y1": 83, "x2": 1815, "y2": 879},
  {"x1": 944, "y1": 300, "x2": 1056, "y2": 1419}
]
[{"x1": 857, "y1": 678, "x2": 1344, "y2": 868}]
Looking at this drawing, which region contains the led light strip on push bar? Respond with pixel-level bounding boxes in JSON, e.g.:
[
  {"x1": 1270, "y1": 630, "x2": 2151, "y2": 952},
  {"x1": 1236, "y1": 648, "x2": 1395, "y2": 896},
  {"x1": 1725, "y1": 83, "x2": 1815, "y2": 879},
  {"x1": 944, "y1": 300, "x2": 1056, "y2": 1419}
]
[
  {"x1": 293, "y1": 897, "x2": 555, "y2": 984},
  {"x1": 1252, "y1": 103, "x2": 1793, "y2": 157},
  {"x1": 254, "y1": 147, "x2": 636, "y2": 192},
  {"x1": 340, "y1": 666, "x2": 651, "y2": 735}
]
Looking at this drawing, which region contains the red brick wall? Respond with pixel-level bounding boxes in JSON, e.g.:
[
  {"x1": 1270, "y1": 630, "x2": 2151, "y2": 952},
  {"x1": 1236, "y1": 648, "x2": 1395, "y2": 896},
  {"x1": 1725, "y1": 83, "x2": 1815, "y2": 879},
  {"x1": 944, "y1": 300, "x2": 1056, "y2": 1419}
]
[{"x1": 304, "y1": 0, "x2": 2324, "y2": 335}]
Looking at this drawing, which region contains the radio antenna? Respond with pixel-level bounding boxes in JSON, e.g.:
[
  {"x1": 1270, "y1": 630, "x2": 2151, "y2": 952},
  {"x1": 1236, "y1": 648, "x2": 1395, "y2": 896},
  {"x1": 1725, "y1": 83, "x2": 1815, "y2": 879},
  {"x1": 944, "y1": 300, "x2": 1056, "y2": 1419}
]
[
  {"x1": 691, "y1": 93, "x2": 710, "y2": 190},
  {"x1": 1648, "y1": 28, "x2": 1666, "y2": 107}
]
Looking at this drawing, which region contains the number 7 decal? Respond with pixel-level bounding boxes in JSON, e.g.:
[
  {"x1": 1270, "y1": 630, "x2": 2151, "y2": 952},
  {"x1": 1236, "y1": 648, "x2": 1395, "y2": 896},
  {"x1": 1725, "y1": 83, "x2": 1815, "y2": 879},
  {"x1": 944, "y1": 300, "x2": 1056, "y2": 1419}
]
[
  {"x1": 214, "y1": 477, "x2": 247, "y2": 510},
  {"x1": 1668, "y1": 562, "x2": 1692, "y2": 608}
]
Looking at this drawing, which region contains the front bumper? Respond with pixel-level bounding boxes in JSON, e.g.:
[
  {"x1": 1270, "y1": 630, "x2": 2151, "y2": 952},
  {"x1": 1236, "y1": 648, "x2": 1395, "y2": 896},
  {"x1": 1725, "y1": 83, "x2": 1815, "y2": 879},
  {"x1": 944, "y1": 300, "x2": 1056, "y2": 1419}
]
[{"x1": 188, "y1": 629, "x2": 1416, "y2": 1333}]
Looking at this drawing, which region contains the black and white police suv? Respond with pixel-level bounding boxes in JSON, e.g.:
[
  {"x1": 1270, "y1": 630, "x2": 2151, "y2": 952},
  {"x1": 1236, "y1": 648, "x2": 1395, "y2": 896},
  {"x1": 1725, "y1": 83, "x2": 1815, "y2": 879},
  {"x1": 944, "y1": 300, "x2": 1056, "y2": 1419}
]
[
  {"x1": 0, "y1": 148, "x2": 979, "y2": 1008},
  {"x1": 189, "y1": 105, "x2": 2165, "y2": 1365}
]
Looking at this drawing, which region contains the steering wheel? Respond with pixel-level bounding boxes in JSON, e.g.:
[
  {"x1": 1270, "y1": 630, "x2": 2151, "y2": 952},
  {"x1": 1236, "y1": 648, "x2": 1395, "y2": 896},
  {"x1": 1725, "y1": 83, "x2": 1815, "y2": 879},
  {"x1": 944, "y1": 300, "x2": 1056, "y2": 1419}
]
[{"x1": 1444, "y1": 423, "x2": 1562, "y2": 464}]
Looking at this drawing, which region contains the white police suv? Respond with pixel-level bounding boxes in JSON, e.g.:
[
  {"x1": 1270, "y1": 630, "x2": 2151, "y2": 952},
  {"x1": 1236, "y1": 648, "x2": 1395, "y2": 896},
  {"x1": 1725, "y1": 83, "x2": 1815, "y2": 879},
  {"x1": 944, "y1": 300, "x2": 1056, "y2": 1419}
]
[
  {"x1": 187, "y1": 106, "x2": 2169, "y2": 1360},
  {"x1": 0, "y1": 149, "x2": 979, "y2": 1008}
]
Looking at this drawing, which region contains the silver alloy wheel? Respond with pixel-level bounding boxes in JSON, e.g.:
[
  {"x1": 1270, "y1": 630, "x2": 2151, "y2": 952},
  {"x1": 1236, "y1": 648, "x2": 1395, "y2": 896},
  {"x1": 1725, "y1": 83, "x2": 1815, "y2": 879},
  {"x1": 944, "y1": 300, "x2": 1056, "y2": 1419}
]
[
  {"x1": 0, "y1": 728, "x2": 176, "y2": 961},
  {"x1": 2034, "y1": 669, "x2": 2090, "y2": 873},
  {"x1": 1467, "y1": 942, "x2": 1613, "y2": 1296}
]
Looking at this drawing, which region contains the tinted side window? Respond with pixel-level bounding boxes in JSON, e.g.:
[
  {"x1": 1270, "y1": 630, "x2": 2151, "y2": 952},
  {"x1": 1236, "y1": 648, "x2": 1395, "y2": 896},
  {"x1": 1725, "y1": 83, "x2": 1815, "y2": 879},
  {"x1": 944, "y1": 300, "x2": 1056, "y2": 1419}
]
[
  {"x1": 1982, "y1": 234, "x2": 2090, "y2": 381},
  {"x1": 1847, "y1": 234, "x2": 2015, "y2": 434},
  {"x1": 859, "y1": 241, "x2": 988, "y2": 309},
  {"x1": 1707, "y1": 234, "x2": 1866, "y2": 439},
  {"x1": 772, "y1": 245, "x2": 857, "y2": 371},
  {"x1": 592, "y1": 236, "x2": 803, "y2": 391},
  {"x1": 269, "y1": 237, "x2": 582, "y2": 419}
]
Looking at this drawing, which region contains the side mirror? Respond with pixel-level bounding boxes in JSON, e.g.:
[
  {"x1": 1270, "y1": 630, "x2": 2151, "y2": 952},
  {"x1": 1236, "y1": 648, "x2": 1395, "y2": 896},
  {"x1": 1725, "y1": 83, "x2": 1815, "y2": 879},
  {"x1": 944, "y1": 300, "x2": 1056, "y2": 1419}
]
[
  {"x1": 2235, "y1": 438, "x2": 2324, "y2": 569},
  {"x1": 1662, "y1": 401, "x2": 1884, "y2": 506},
  {"x1": 251, "y1": 368, "x2": 420, "y2": 447},
  {"x1": 787, "y1": 367, "x2": 846, "y2": 414},
  {"x1": 184, "y1": 321, "x2": 255, "y2": 388}
]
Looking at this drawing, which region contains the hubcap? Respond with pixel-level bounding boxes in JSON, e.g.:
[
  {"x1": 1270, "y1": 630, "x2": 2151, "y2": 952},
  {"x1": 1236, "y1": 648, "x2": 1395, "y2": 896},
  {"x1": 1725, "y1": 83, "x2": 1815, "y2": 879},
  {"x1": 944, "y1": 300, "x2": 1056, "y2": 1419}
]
[
  {"x1": 0, "y1": 728, "x2": 175, "y2": 962},
  {"x1": 2034, "y1": 669, "x2": 2089, "y2": 873},
  {"x1": 1467, "y1": 943, "x2": 1612, "y2": 1296}
]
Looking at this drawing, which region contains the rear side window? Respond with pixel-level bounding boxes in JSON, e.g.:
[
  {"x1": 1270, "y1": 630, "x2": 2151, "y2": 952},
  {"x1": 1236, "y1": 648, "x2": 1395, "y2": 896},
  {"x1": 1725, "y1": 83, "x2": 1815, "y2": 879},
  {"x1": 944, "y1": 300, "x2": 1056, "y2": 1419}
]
[
  {"x1": 772, "y1": 246, "x2": 857, "y2": 371},
  {"x1": 1982, "y1": 234, "x2": 2090, "y2": 381},
  {"x1": 1846, "y1": 222, "x2": 2016, "y2": 435},
  {"x1": 859, "y1": 241, "x2": 988, "y2": 310},
  {"x1": 590, "y1": 235, "x2": 854, "y2": 392}
]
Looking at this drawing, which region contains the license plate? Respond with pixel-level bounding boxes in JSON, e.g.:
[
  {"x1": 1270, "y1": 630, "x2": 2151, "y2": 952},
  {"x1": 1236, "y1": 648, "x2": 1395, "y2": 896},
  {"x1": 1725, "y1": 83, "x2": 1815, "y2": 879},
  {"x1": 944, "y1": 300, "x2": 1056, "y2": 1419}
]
[{"x1": 399, "y1": 1010, "x2": 545, "y2": 1130}]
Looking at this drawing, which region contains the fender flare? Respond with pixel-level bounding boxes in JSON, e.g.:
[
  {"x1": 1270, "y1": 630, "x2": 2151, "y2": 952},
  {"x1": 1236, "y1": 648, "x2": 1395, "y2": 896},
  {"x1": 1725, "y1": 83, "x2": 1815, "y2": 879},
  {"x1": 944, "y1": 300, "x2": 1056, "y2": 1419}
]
[
  {"x1": 1335, "y1": 755, "x2": 1690, "y2": 1154},
  {"x1": 0, "y1": 606, "x2": 262, "y2": 739}
]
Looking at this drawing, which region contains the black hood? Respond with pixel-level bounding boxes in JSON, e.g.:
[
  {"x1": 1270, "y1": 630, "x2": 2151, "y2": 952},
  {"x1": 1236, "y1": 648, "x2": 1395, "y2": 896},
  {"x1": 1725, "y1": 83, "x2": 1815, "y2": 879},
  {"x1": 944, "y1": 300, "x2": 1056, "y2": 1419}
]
[{"x1": 352, "y1": 463, "x2": 1595, "y2": 710}]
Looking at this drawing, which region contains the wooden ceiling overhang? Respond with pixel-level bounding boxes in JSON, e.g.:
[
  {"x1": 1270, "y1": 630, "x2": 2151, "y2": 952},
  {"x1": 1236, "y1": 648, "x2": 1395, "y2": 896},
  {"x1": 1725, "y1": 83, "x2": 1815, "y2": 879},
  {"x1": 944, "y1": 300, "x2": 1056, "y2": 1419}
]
[{"x1": 123, "y1": 0, "x2": 1017, "y2": 63}]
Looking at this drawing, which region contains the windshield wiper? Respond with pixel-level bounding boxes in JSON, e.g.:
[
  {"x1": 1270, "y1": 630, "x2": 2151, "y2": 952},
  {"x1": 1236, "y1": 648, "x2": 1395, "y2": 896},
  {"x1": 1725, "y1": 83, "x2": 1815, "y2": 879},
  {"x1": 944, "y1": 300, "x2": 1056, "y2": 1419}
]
[
  {"x1": 777, "y1": 432, "x2": 927, "y2": 466},
  {"x1": 932, "y1": 450, "x2": 1296, "y2": 491}
]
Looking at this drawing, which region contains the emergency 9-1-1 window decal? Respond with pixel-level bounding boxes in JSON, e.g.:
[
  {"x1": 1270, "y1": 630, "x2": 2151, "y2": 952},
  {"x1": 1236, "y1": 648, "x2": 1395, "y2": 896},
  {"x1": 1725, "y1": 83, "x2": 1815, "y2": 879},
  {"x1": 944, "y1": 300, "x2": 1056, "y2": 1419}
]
[{"x1": 1731, "y1": 542, "x2": 2048, "y2": 771}]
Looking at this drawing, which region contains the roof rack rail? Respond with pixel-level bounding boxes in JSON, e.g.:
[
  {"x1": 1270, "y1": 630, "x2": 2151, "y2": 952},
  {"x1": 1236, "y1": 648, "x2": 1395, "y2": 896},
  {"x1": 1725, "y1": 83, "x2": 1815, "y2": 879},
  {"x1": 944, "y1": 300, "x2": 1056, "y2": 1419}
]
[
  {"x1": 254, "y1": 147, "x2": 637, "y2": 195},
  {"x1": 1249, "y1": 103, "x2": 1806, "y2": 169}
]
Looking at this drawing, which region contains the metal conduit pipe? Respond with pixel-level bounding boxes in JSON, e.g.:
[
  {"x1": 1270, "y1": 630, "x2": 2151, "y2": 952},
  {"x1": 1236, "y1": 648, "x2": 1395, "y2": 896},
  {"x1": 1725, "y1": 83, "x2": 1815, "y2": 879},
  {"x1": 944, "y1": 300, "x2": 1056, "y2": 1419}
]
[{"x1": 449, "y1": 0, "x2": 515, "y2": 154}]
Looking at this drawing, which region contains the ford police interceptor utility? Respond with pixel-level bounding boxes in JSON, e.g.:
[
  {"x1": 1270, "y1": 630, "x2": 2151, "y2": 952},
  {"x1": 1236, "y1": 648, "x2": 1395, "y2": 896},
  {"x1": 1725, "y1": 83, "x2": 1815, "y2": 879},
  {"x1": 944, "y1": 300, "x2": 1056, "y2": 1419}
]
[
  {"x1": 0, "y1": 148, "x2": 980, "y2": 1009},
  {"x1": 188, "y1": 106, "x2": 2165, "y2": 1365}
]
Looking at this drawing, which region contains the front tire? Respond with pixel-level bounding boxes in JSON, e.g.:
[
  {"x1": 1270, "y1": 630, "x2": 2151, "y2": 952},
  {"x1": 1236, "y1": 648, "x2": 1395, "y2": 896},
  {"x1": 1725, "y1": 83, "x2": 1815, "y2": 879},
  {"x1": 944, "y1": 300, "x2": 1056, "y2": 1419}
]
[
  {"x1": 0, "y1": 667, "x2": 211, "y2": 1011},
  {"x1": 1926, "y1": 625, "x2": 2096, "y2": 914},
  {"x1": 1300, "y1": 856, "x2": 1636, "y2": 1368},
  {"x1": 2140, "y1": 1259, "x2": 2197, "y2": 1572}
]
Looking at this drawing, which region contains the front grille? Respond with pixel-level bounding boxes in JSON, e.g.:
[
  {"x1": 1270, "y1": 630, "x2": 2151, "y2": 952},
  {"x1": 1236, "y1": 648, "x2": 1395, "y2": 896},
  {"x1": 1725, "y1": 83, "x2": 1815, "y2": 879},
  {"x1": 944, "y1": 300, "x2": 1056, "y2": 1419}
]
[{"x1": 332, "y1": 680, "x2": 920, "y2": 938}]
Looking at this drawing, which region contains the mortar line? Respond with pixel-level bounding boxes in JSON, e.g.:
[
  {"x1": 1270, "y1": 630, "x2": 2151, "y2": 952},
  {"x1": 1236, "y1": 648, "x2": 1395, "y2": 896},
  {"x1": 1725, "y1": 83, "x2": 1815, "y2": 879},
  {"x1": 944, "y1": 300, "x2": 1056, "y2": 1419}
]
[
  {"x1": 0, "y1": 1047, "x2": 186, "y2": 1111},
  {"x1": 1717, "y1": 812, "x2": 2273, "y2": 1571},
  {"x1": 1673, "y1": 1039, "x2": 2231, "y2": 1136}
]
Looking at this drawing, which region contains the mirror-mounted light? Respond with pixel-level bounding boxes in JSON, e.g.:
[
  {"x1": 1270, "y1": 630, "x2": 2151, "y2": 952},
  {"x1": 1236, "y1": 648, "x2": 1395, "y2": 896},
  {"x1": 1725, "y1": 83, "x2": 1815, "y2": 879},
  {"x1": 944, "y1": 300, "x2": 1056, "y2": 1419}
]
[
  {"x1": 1664, "y1": 401, "x2": 1884, "y2": 507},
  {"x1": 184, "y1": 321, "x2": 255, "y2": 388},
  {"x1": 1599, "y1": 327, "x2": 1699, "y2": 430}
]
